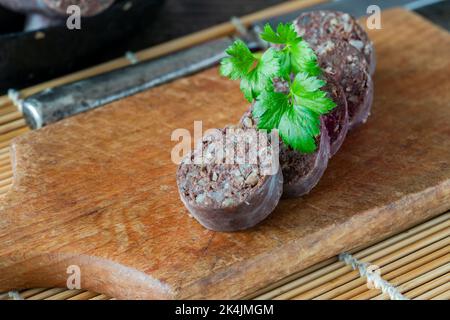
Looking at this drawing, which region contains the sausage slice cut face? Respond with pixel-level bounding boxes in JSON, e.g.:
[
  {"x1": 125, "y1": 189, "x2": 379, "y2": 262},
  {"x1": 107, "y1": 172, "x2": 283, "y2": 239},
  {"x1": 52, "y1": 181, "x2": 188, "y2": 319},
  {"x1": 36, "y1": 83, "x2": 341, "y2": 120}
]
[
  {"x1": 294, "y1": 10, "x2": 376, "y2": 74},
  {"x1": 177, "y1": 128, "x2": 283, "y2": 232},
  {"x1": 279, "y1": 121, "x2": 330, "y2": 198},
  {"x1": 322, "y1": 75, "x2": 349, "y2": 156},
  {"x1": 316, "y1": 40, "x2": 373, "y2": 129}
]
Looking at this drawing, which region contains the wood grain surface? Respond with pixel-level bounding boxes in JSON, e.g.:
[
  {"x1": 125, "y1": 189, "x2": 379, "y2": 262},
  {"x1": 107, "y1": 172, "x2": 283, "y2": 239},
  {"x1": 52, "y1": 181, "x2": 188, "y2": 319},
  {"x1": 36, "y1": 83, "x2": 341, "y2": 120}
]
[{"x1": 0, "y1": 9, "x2": 449, "y2": 299}]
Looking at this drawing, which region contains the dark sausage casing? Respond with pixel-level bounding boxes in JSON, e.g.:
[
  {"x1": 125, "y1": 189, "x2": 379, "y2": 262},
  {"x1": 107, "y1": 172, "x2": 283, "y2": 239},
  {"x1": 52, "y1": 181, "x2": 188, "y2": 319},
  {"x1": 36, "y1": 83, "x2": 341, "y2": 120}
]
[
  {"x1": 316, "y1": 40, "x2": 373, "y2": 130},
  {"x1": 240, "y1": 110, "x2": 331, "y2": 198},
  {"x1": 322, "y1": 76, "x2": 349, "y2": 156},
  {"x1": 279, "y1": 121, "x2": 330, "y2": 198},
  {"x1": 177, "y1": 128, "x2": 283, "y2": 232},
  {"x1": 294, "y1": 10, "x2": 376, "y2": 75}
]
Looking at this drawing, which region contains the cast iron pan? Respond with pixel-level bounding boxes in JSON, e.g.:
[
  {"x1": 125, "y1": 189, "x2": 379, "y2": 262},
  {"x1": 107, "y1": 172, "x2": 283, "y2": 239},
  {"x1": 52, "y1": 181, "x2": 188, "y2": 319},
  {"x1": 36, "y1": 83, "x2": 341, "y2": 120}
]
[{"x1": 0, "y1": 0, "x2": 165, "y2": 94}]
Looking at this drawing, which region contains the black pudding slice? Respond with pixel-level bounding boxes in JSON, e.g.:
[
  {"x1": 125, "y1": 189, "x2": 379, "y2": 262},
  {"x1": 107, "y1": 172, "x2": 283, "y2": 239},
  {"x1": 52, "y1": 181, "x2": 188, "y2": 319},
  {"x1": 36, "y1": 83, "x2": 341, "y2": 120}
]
[
  {"x1": 240, "y1": 110, "x2": 330, "y2": 198},
  {"x1": 322, "y1": 74, "x2": 349, "y2": 156},
  {"x1": 177, "y1": 127, "x2": 283, "y2": 231},
  {"x1": 294, "y1": 10, "x2": 376, "y2": 74}
]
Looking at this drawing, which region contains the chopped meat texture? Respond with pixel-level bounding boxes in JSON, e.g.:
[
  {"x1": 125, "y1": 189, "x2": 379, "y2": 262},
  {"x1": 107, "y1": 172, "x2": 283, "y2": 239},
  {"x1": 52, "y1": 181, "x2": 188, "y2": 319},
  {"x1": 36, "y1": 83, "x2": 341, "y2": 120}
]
[
  {"x1": 314, "y1": 40, "x2": 373, "y2": 129},
  {"x1": 279, "y1": 121, "x2": 330, "y2": 198},
  {"x1": 240, "y1": 110, "x2": 330, "y2": 198},
  {"x1": 294, "y1": 10, "x2": 376, "y2": 74},
  {"x1": 321, "y1": 75, "x2": 349, "y2": 156},
  {"x1": 177, "y1": 128, "x2": 283, "y2": 231}
]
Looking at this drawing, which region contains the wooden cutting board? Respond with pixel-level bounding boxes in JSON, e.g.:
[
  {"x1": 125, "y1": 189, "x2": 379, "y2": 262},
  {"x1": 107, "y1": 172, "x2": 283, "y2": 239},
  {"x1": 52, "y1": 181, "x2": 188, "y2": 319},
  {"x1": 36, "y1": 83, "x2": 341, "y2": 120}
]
[{"x1": 0, "y1": 8, "x2": 449, "y2": 299}]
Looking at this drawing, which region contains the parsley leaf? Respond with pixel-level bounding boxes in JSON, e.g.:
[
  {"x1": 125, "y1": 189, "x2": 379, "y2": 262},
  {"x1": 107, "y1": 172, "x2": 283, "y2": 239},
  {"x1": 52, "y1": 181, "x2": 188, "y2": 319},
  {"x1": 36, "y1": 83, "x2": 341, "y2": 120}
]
[
  {"x1": 261, "y1": 23, "x2": 321, "y2": 78},
  {"x1": 219, "y1": 23, "x2": 337, "y2": 153},
  {"x1": 290, "y1": 40, "x2": 321, "y2": 76},
  {"x1": 291, "y1": 72, "x2": 325, "y2": 92},
  {"x1": 278, "y1": 105, "x2": 320, "y2": 153},
  {"x1": 260, "y1": 23, "x2": 298, "y2": 44},
  {"x1": 291, "y1": 72, "x2": 336, "y2": 115},
  {"x1": 253, "y1": 72, "x2": 336, "y2": 153},
  {"x1": 219, "y1": 39, "x2": 254, "y2": 80},
  {"x1": 253, "y1": 90, "x2": 290, "y2": 129},
  {"x1": 220, "y1": 39, "x2": 279, "y2": 101}
]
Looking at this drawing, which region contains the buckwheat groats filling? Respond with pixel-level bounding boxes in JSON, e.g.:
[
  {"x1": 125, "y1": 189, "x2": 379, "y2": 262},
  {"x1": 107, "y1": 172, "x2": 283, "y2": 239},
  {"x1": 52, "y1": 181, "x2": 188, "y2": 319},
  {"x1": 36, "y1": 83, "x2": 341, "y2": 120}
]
[
  {"x1": 314, "y1": 40, "x2": 373, "y2": 129},
  {"x1": 177, "y1": 128, "x2": 283, "y2": 231},
  {"x1": 240, "y1": 109, "x2": 330, "y2": 198},
  {"x1": 321, "y1": 75, "x2": 349, "y2": 156},
  {"x1": 294, "y1": 10, "x2": 376, "y2": 74}
]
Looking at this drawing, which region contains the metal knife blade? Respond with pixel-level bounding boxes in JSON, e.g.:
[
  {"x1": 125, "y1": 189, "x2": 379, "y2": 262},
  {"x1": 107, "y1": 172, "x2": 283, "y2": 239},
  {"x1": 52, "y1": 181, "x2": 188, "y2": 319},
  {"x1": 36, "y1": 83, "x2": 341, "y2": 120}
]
[
  {"x1": 22, "y1": 0, "x2": 444, "y2": 129},
  {"x1": 23, "y1": 37, "x2": 238, "y2": 129}
]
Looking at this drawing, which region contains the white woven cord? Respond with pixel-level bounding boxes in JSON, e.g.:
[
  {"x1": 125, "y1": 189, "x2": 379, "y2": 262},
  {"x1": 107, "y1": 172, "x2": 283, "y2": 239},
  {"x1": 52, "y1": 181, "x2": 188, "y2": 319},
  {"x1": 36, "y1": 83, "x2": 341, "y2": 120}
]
[
  {"x1": 125, "y1": 51, "x2": 139, "y2": 65},
  {"x1": 339, "y1": 252, "x2": 409, "y2": 300},
  {"x1": 8, "y1": 291, "x2": 23, "y2": 300},
  {"x1": 7, "y1": 88, "x2": 24, "y2": 113}
]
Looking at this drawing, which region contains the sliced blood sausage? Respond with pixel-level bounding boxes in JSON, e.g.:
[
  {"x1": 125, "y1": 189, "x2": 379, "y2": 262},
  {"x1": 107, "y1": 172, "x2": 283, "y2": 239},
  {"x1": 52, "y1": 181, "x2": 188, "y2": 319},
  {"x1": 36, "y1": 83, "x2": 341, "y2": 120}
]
[
  {"x1": 294, "y1": 10, "x2": 376, "y2": 74},
  {"x1": 177, "y1": 128, "x2": 283, "y2": 232},
  {"x1": 278, "y1": 121, "x2": 330, "y2": 198},
  {"x1": 314, "y1": 40, "x2": 373, "y2": 130},
  {"x1": 321, "y1": 75, "x2": 349, "y2": 156},
  {"x1": 260, "y1": 68, "x2": 348, "y2": 157},
  {"x1": 240, "y1": 110, "x2": 330, "y2": 198}
]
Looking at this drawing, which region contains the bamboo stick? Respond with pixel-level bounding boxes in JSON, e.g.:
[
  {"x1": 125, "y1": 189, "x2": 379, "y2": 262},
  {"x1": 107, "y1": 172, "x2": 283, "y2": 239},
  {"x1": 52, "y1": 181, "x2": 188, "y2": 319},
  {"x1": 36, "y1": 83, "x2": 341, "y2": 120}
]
[
  {"x1": 0, "y1": 142, "x2": 10, "y2": 149},
  {"x1": 0, "y1": 171, "x2": 12, "y2": 180},
  {"x1": 430, "y1": 290, "x2": 450, "y2": 300},
  {"x1": 273, "y1": 221, "x2": 449, "y2": 299},
  {"x1": 0, "y1": 164, "x2": 12, "y2": 172},
  {"x1": 354, "y1": 255, "x2": 450, "y2": 300},
  {"x1": 0, "y1": 112, "x2": 23, "y2": 126},
  {"x1": 0, "y1": 164, "x2": 12, "y2": 173},
  {"x1": 0, "y1": 119, "x2": 27, "y2": 135},
  {"x1": 407, "y1": 273, "x2": 450, "y2": 299},
  {"x1": 0, "y1": 105, "x2": 18, "y2": 116},
  {"x1": 330, "y1": 238, "x2": 450, "y2": 299},
  {"x1": 26, "y1": 288, "x2": 67, "y2": 300},
  {"x1": 371, "y1": 261, "x2": 450, "y2": 300},
  {"x1": 250, "y1": 257, "x2": 338, "y2": 299},
  {"x1": 0, "y1": 292, "x2": 11, "y2": 300},
  {"x1": 89, "y1": 294, "x2": 110, "y2": 300},
  {"x1": 45, "y1": 289, "x2": 84, "y2": 300},
  {"x1": 0, "y1": 185, "x2": 11, "y2": 194},
  {"x1": 293, "y1": 228, "x2": 449, "y2": 299},
  {"x1": 0, "y1": 152, "x2": 10, "y2": 161},
  {"x1": 18, "y1": 288, "x2": 47, "y2": 299},
  {"x1": 68, "y1": 291, "x2": 100, "y2": 300},
  {"x1": 257, "y1": 216, "x2": 432, "y2": 300},
  {"x1": 380, "y1": 247, "x2": 449, "y2": 283},
  {"x1": 0, "y1": 157, "x2": 11, "y2": 167},
  {"x1": 0, "y1": 127, "x2": 29, "y2": 144},
  {"x1": 256, "y1": 213, "x2": 449, "y2": 299},
  {"x1": 415, "y1": 281, "x2": 450, "y2": 300},
  {"x1": 331, "y1": 241, "x2": 449, "y2": 299},
  {"x1": 316, "y1": 236, "x2": 449, "y2": 299}
]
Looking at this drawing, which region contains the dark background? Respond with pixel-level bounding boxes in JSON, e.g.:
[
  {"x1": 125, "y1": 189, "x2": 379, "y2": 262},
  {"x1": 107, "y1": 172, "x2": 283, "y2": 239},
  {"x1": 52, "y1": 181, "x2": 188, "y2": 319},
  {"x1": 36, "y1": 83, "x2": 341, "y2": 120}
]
[
  {"x1": 0, "y1": 0, "x2": 284, "y2": 93},
  {"x1": 0, "y1": 0, "x2": 448, "y2": 93}
]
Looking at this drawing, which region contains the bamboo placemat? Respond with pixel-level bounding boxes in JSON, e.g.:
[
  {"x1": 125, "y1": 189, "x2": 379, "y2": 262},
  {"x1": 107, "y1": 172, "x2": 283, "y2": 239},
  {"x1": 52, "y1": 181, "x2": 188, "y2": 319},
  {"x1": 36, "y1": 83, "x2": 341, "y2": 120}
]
[
  {"x1": 0, "y1": 101, "x2": 448, "y2": 300},
  {"x1": 0, "y1": 69, "x2": 448, "y2": 304},
  {"x1": 0, "y1": 199, "x2": 448, "y2": 300},
  {"x1": 0, "y1": 0, "x2": 448, "y2": 301}
]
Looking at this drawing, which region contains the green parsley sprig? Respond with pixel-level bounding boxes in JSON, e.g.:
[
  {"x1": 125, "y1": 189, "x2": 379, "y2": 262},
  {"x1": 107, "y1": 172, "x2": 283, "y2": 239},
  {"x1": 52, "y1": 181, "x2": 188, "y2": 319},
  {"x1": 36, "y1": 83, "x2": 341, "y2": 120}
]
[{"x1": 220, "y1": 22, "x2": 336, "y2": 153}]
